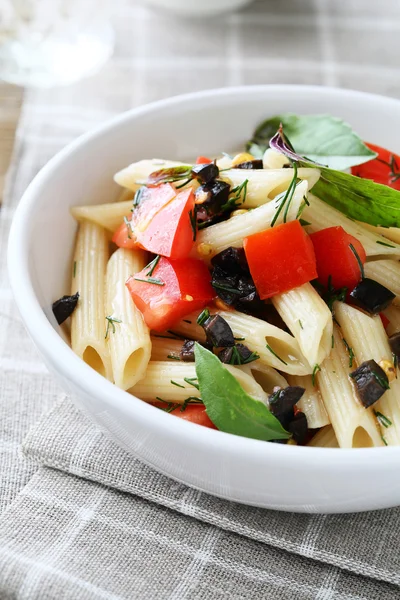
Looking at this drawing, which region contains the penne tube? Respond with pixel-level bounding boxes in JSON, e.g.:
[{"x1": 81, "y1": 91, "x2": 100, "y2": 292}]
[
  {"x1": 303, "y1": 194, "x2": 400, "y2": 259},
  {"x1": 192, "y1": 180, "x2": 308, "y2": 260},
  {"x1": 316, "y1": 325, "x2": 382, "y2": 448},
  {"x1": 364, "y1": 260, "x2": 400, "y2": 306},
  {"x1": 334, "y1": 302, "x2": 400, "y2": 445},
  {"x1": 173, "y1": 309, "x2": 312, "y2": 376},
  {"x1": 308, "y1": 426, "x2": 339, "y2": 448},
  {"x1": 71, "y1": 221, "x2": 112, "y2": 380},
  {"x1": 129, "y1": 361, "x2": 268, "y2": 404},
  {"x1": 219, "y1": 168, "x2": 320, "y2": 207},
  {"x1": 114, "y1": 159, "x2": 187, "y2": 191},
  {"x1": 150, "y1": 336, "x2": 183, "y2": 361},
  {"x1": 71, "y1": 200, "x2": 132, "y2": 233},
  {"x1": 272, "y1": 283, "x2": 333, "y2": 368},
  {"x1": 358, "y1": 222, "x2": 400, "y2": 246},
  {"x1": 239, "y1": 362, "x2": 288, "y2": 395},
  {"x1": 117, "y1": 187, "x2": 134, "y2": 203},
  {"x1": 287, "y1": 374, "x2": 330, "y2": 429},
  {"x1": 383, "y1": 305, "x2": 400, "y2": 336},
  {"x1": 105, "y1": 248, "x2": 151, "y2": 390}
]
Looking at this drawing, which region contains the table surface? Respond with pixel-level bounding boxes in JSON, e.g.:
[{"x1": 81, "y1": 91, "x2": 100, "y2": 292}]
[{"x1": 0, "y1": 83, "x2": 22, "y2": 203}]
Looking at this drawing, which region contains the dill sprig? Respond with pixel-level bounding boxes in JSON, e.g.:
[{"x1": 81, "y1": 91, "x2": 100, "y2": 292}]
[
  {"x1": 342, "y1": 337, "x2": 355, "y2": 368},
  {"x1": 145, "y1": 255, "x2": 161, "y2": 277},
  {"x1": 376, "y1": 240, "x2": 396, "y2": 248},
  {"x1": 349, "y1": 243, "x2": 365, "y2": 279},
  {"x1": 271, "y1": 163, "x2": 298, "y2": 227},
  {"x1": 184, "y1": 377, "x2": 200, "y2": 390},
  {"x1": 133, "y1": 276, "x2": 165, "y2": 286},
  {"x1": 197, "y1": 308, "x2": 210, "y2": 326},
  {"x1": 312, "y1": 364, "x2": 321, "y2": 386},
  {"x1": 105, "y1": 316, "x2": 122, "y2": 339},
  {"x1": 373, "y1": 410, "x2": 392, "y2": 429},
  {"x1": 221, "y1": 179, "x2": 248, "y2": 212},
  {"x1": 265, "y1": 343, "x2": 287, "y2": 365}
]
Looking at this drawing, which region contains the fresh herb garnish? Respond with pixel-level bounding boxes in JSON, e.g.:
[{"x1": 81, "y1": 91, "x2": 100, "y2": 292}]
[
  {"x1": 312, "y1": 364, "x2": 321, "y2": 386},
  {"x1": 171, "y1": 380, "x2": 185, "y2": 388},
  {"x1": 181, "y1": 396, "x2": 203, "y2": 411},
  {"x1": 298, "y1": 320, "x2": 303, "y2": 330},
  {"x1": 372, "y1": 370, "x2": 390, "y2": 390},
  {"x1": 376, "y1": 240, "x2": 396, "y2": 248},
  {"x1": 145, "y1": 255, "x2": 160, "y2": 277},
  {"x1": 382, "y1": 435, "x2": 388, "y2": 446},
  {"x1": 194, "y1": 344, "x2": 290, "y2": 441},
  {"x1": 146, "y1": 165, "x2": 193, "y2": 185},
  {"x1": 299, "y1": 218, "x2": 312, "y2": 227},
  {"x1": 271, "y1": 163, "x2": 298, "y2": 227},
  {"x1": 73, "y1": 261, "x2": 77, "y2": 278},
  {"x1": 393, "y1": 352, "x2": 398, "y2": 371},
  {"x1": 331, "y1": 334, "x2": 335, "y2": 349},
  {"x1": 265, "y1": 343, "x2": 287, "y2": 365},
  {"x1": 133, "y1": 186, "x2": 147, "y2": 208},
  {"x1": 123, "y1": 216, "x2": 133, "y2": 239},
  {"x1": 184, "y1": 377, "x2": 200, "y2": 390},
  {"x1": 183, "y1": 319, "x2": 192, "y2": 324},
  {"x1": 349, "y1": 243, "x2": 365, "y2": 279},
  {"x1": 228, "y1": 346, "x2": 260, "y2": 366},
  {"x1": 105, "y1": 316, "x2": 122, "y2": 338},
  {"x1": 133, "y1": 276, "x2": 165, "y2": 286},
  {"x1": 197, "y1": 308, "x2": 210, "y2": 326},
  {"x1": 373, "y1": 410, "x2": 392, "y2": 429},
  {"x1": 221, "y1": 179, "x2": 248, "y2": 212},
  {"x1": 234, "y1": 337, "x2": 245, "y2": 341},
  {"x1": 342, "y1": 337, "x2": 355, "y2": 368},
  {"x1": 167, "y1": 354, "x2": 181, "y2": 361},
  {"x1": 212, "y1": 282, "x2": 242, "y2": 295}
]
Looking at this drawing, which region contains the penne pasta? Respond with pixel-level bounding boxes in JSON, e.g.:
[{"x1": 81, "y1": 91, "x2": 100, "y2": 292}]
[
  {"x1": 71, "y1": 200, "x2": 132, "y2": 233},
  {"x1": 150, "y1": 336, "x2": 183, "y2": 361},
  {"x1": 364, "y1": 260, "x2": 400, "y2": 306},
  {"x1": 358, "y1": 223, "x2": 400, "y2": 246},
  {"x1": 239, "y1": 362, "x2": 288, "y2": 394},
  {"x1": 334, "y1": 302, "x2": 400, "y2": 445},
  {"x1": 71, "y1": 221, "x2": 112, "y2": 380},
  {"x1": 303, "y1": 194, "x2": 400, "y2": 259},
  {"x1": 287, "y1": 374, "x2": 330, "y2": 429},
  {"x1": 316, "y1": 325, "x2": 382, "y2": 448},
  {"x1": 308, "y1": 426, "x2": 339, "y2": 448},
  {"x1": 173, "y1": 309, "x2": 312, "y2": 376},
  {"x1": 192, "y1": 180, "x2": 309, "y2": 260},
  {"x1": 129, "y1": 361, "x2": 268, "y2": 404},
  {"x1": 383, "y1": 305, "x2": 400, "y2": 336},
  {"x1": 114, "y1": 159, "x2": 187, "y2": 191},
  {"x1": 272, "y1": 283, "x2": 333, "y2": 368},
  {"x1": 105, "y1": 248, "x2": 151, "y2": 390}
]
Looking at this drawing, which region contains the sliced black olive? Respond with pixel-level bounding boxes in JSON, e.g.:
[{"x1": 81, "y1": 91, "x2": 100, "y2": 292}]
[
  {"x1": 269, "y1": 386, "x2": 305, "y2": 419},
  {"x1": 349, "y1": 278, "x2": 395, "y2": 314},
  {"x1": 52, "y1": 292, "x2": 79, "y2": 325},
  {"x1": 218, "y1": 343, "x2": 255, "y2": 364},
  {"x1": 235, "y1": 159, "x2": 263, "y2": 170},
  {"x1": 180, "y1": 339, "x2": 212, "y2": 362},
  {"x1": 350, "y1": 359, "x2": 389, "y2": 407},
  {"x1": 194, "y1": 180, "x2": 231, "y2": 227},
  {"x1": 191, "y1": 162, "x2": 219, "y2": 183},
  {"x1": 287, "y1": 412, "x2": 308, "y2": 445},
  {"x1": 211, "y1": 247, "x2": 249, "y2": 275},
  {"x1": 203, "y1": 314, "x2": 235, "y2": 347},
  {"x1": 389, "y1": 332, "x2": 400, "y2": 359}
]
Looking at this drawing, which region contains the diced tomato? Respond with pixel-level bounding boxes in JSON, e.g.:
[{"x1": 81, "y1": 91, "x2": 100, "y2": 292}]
[
  {"x1": 112, "y1": 184, "x2": 195, "y2": 259},
  {"x1": 126, "y1": 256, "x2": 214, "y2": 331},
  {"x1": 243, "y1": 220, "x2": 317, "y2": 300},
  {"x1": 351, "y1": 143, "x2": 400, "y2": 191},
  {"x1": 196, "y1": 156, "x2": 213, "y2": 164},
  {"x1": 154, "y1": 403, "x2": 217, "y2": 429},
  {"x1": 380, "y1": 312, "x2": 390, "y2": 331},
  {"x1": 309, "y1": 226, "x2": 366, "y2": 290}
]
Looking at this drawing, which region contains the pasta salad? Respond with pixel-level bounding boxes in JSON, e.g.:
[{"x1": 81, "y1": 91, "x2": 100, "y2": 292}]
[{"x1": 53, "y1": 113, "x2": 400, "y2": 448}]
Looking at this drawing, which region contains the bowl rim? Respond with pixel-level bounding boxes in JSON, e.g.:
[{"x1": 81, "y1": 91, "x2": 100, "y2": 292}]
[{"x1": 8, "y1": 83, "x2": 400, "y2": 468}]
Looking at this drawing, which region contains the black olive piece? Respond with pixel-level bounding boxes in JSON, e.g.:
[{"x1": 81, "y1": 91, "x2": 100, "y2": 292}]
[
  {"x1": 389, "y1": 332, "x2": 400, "y2": 358},
  {"x1": 349, "y1": 278, "x2": 395, "y2": 314},
  {"x1": 52, "y1": 292, "x2": 79, "y2": 325},
  {"x1": 195, "y1": 180, "x2": 231, "y2": 210},
  {"x1": 180, "y1": 339, "x2": 212, "y2": 362},
  {"x1": 203, "y1": 314, "x2": 235, "y2": 348},
  {"x1": 287, "y1": 412, "x2": 308, "y2": 445},
  {"x1": 350, "y1": 359, "x2": 389, "y2": 408},
  {"x1": 191, "y1": 162, "x2": 219, "y2": 183},
  {"x1": 211, "y1": 247, "x2": 249, "y2": 275},
  {"x1": 269, "y1": 386, "x2": 305, "y2": 419},
  {"x1": 235, "y1": 159, "x2": 263, "y2": 170},
  {"x1": 218, "y1": 343, "x2": 255, "y2": 364}
]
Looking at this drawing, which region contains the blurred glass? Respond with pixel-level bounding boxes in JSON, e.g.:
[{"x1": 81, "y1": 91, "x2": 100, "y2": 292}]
[{"x1": 0, "y1": 0, "x2": 114, "y2": 87}]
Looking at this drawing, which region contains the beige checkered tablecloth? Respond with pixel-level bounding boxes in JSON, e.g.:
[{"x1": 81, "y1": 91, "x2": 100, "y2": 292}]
[{"x1": 2, "y1": 1, "x2": 400, "y2": 598}]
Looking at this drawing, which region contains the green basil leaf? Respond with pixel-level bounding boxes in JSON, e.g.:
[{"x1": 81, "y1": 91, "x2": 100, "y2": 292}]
[
  {"x1": 247, "y1": 113, "x2": 377, "y2": 170},
  {"x1": 194, "y1": 343, "x2": 290, "y2": 442}
]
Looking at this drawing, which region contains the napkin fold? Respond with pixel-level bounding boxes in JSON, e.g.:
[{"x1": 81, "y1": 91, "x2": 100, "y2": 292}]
[{"x1": 0, "y1": 397, "x2": 397, "y2": 599}]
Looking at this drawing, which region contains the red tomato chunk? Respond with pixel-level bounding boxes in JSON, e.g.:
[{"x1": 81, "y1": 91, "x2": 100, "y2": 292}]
[
  {"x1": 351, "y1": 143, "x2": 400, "y2": 191},
  {"x1": 196, "y1": 156, "x2": 213, "y2": 164},
  {"x1": 243, "y1": 220, "x2": 317, "y2": 300},
  {"x1": 113, "y1": 184, "x2": 195, "y2": 259},
  {"x1": 154, "y1": 403, "x2": 217, "y2": 429},
  {"x1": 309, "y1": 226, "x2": 366, "y2": 291},
  {"x1": 126, "y1": 256, "x2": 214, "y2": 332}
]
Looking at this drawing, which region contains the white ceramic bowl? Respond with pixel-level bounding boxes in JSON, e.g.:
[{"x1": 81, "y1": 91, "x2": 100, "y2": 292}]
[
  {"x1": 8, "y1": 85, "x2": 400, "y2": 514},
  {"x1": 141, "y1": 0, "x2": 253, "y2": 16}
]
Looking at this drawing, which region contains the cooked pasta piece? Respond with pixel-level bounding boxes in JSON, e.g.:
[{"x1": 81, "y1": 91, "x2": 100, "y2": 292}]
[
  {"x1": 359, "y1": 223, "x2": 400, "y2": 246},
  {"x1": 114, "y1": 159, "x2": 187, "y2": 191},
  {"x1": 129, "y1": 361, "x2": 268, "y2": 404},
  {"x1": 71, "y1": 221, "x2": 112, "y2": 380},
  {"x1": 239, "y1": 362, "x2": 288, "y2": 394},
  {"x1": 262, "y1": 148, "x2": 290, "y2": 170},
  {"x1": 287, "y1": 374, "x2": 330, "y2": 429},
  {"x1": 192, "y1": 180, "x2": 309, "y2": 260},
  {"x1": 383, "y1": 305, "x2": 400, "y2": 336},
  {"x1": 272, "y1": 283, "x2": 333, "y2": 368},
  {"x1": 150, "y1": 336, "x2": 183, "y2": 361},
  {"x1": 219, "y1": 168, "x2": 320, "y2": 207},
  {"x1": 173, "y1": 309, "x2": 312, "y2": 376},
  {"x1": 117, "y1": 187, "x2": 134, "y2": 203},
  {"x1": 316, "y1": 325, "x2": 382, "y2": 448},
  {"x1": 71, "y1": 200, "x2": 132, "y2": 233},
  {"x1": 105, "y1": 248, "x2": 151, "y2": 389},
  {"x1": 334, "y1": 302, "x2": 400, "y2": 445},
  {"x1": 364, "y1": 260, "x2": 400, "y2": 306},
  {"x1": 308, "y1": 426, "x2": 339, "y2": 448},
  {"x1": 303, "y1": 194, "x2": 400, "y2": 259}
]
